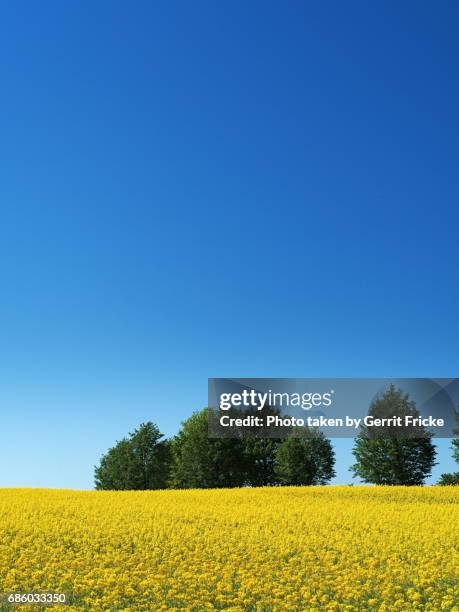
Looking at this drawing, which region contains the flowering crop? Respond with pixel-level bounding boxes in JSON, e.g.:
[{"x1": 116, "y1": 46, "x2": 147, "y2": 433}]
[{"x1": 0, "y1": 487, "x2": 457, "y2": 610}]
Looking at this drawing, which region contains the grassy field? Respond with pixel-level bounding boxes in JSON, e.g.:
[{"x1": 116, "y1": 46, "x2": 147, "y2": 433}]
[{"x1": 0, "y1": 487, "x2": 457, "y2": 611}]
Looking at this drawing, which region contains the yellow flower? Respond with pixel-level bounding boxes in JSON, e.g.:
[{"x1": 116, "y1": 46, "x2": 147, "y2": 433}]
[{"x1": 0, "y1": 486, "x2": 457, "y2": 610}]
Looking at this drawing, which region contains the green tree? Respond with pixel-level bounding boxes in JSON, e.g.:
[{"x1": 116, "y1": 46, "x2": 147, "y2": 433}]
[
  {"x1": 351, "y1": 385, "x2": 437, "y2": 485},
  {"x1": 243, "y1": 438, "x2": 280, "y2": 487},
  {"x1": 452, "y1": 410, "x2": 459, "y2": 463},
  {"x1": 437, "y1": 472, "x2": 459, "y2": 485},
  {"x1": 437, "y1": 409, "x2": 459, "y2": 485},
  {"x1": 94, "y1": 422, "x2": 170, "y2": 490},
  {"x1": 275, "y1": 432, "x2": 335, "y2": 486},
  {"x1": 169, "y1": 409, "x2": 248, "y2": 488}
]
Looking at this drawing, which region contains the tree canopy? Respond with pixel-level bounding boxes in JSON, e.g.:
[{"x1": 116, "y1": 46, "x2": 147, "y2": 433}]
[
  {"x1": 169, "y1": 409, "x2": 248, "y2": 488},
  {"x1": 351, "y1": 385, "x2": 436, "y2": 485},
  {"x1": 438, "y1": 409, "x2": 459, "y2": 485},
  {"x1": 94, "y1": 422, "x2": 170, "y2": 490},
  {"x1": 275, "y1": 432, "x2": 335, "y2": 486}
]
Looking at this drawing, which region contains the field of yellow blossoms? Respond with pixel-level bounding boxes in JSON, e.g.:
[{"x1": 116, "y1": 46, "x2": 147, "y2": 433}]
[{"x1": 0, "y1": 487, "x2": 457, "y2": 611}]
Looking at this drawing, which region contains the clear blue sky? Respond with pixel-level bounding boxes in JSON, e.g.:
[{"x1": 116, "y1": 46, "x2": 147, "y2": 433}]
[{"x1": 0, "y1": 1, "x2": 458, "y2": 488}]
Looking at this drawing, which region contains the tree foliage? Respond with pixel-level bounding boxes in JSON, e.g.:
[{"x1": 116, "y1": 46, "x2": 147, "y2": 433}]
[
  {"x1": 170, "y1": 409, "x2": 336, "y2": 488},
  {"x1": 243, "y1": 438, "x2": 280, "y2": 487},
  {"x1": 351, "y1": 385, "x2": 437, "y2": 485},
  {"x1": 439, "y1": 413, "x2": 459, "y2": 485},
  {"x1": 274, "y1": 432, "x2": 335, "y2": 485},
  {"x1": 452, "y1": 410, "x2": 459, "y2": 464},
  {"x1": 169, "y1": 409, "x2": 248, "y2": 488},
  {"x1": 95, "y1": 410, "x2": 338, "y2": 490},
  {"x1": 94, "y1": 422, "x2": 170, "y2": 490},
  {"x1": 437, "y1": 471, "x2": 459, "y2": 485}
]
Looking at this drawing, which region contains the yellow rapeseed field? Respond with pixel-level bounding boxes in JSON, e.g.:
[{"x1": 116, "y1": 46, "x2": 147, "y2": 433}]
[{"x1": 0, "y1": 487, "x2": 457, "y2": 611}]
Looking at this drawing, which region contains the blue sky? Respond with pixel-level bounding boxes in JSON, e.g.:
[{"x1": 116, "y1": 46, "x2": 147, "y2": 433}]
[{"x1": 0, "y1": 1, "x2": 458, "y2": 488}]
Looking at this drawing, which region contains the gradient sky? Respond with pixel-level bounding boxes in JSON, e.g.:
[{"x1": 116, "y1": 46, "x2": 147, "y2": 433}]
[{"x1": 1, "y1": 1, "x2": 458, "y2": 488}]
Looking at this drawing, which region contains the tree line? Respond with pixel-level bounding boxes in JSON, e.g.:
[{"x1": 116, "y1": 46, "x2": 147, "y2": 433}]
[{"x1": 94, "y1": 385, "x2": 459, "y2": 490}]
